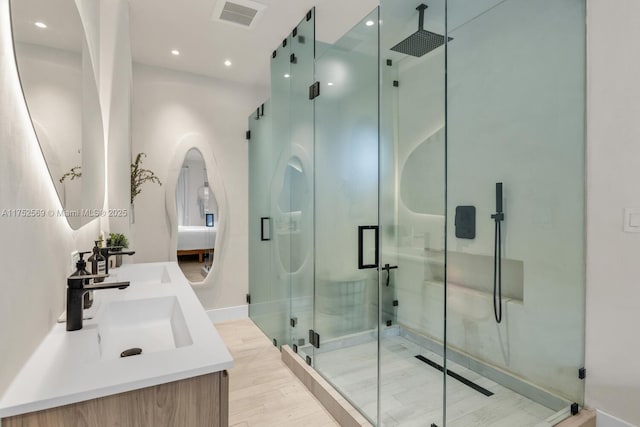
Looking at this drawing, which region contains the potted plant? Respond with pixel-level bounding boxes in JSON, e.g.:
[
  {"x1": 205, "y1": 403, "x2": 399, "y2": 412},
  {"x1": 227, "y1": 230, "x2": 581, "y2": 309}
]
[{"x1": 107, "y1": 233, "x2": 129, "y2": 267}]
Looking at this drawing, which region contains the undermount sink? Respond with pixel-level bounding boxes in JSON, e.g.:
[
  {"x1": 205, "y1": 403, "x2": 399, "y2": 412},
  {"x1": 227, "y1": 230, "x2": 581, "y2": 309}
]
[
  {"x1": 97, "y1": 296, "x2": 193, "y2": 360},
  {"x1": 111, "y1": 264, "x2": 172, "y2": 285}
]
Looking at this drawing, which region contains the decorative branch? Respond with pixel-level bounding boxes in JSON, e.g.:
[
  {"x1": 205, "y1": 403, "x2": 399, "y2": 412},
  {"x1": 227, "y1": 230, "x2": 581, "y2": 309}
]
[
  {"x1": 59, "y1": 166, "x2": 82, "y2": 183},
  {"x1": 131, "y1": 152, "x2": 162, "y2": 204}
]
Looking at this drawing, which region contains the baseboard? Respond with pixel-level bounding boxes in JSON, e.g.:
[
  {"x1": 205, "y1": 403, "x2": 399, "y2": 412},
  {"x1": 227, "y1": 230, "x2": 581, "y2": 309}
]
[
  {"x1": 207, "y1": 305, "x2": 248, "y2": 324},
  {"x1": 596, "y1": 410, "x2": 637, "y2": 427}
]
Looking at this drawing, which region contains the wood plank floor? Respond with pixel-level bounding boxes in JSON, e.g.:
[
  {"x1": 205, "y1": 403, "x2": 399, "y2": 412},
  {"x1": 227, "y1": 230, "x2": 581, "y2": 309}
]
[
  {"x1": 215, "y1": 318, "x2": 339, "y2": 427},
  {"x1": 178, "y1": 258, "x2": 208, "y2": 282}
]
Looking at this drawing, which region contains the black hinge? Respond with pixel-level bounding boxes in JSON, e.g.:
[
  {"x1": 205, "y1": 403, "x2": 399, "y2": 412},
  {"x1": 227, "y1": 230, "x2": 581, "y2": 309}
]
[
  {"x1": 306, "y1": 355, "x2": 312, "y2": 365},
  {"x1": 571, "y1": 403, "x2": 579, "y2": 415},
  {"x1": 393, "y1": 300, "x2": 399, "y2": 307},
  {"x1": 272, "y1": 50, "x2": 277, "y2": 59},
  {"x1": 306, "y1": 9, "x2": 312, "y2": 21},
  {"x1": 290, "y1": 317, "x2": 298, "y2": 328},
  {"x1": 273, "y1": 338, "x2": 278, "y2": 347},
  {"x1": 255, "y1": 104, "x2": 265, "y2": 120},
  {"x1": 309, "y1": 81, "x2": 320, "y2": 100},
  {"x1": 282, "y1": 38, "x2": 287, "y2": 47},
  {"x1": 578, "y1": 367, "x2": 586, "y2": 379},
  {"x1": 393, "y1": 80, "x2": 399, "y2": 87},
  {"x1": 246, "y1": 293, "x2": 251, "y2": 304},
  {"x1": 292, "y1": 27, "x2": 298, "y2": 37},
  {"x1": 308, "y1": 329, "x2": 320, "y2": 348},
  {"x1": 290, "y1": 53, "x2": 297, "y2": 64},
  {"x1": 293, "y1": 344, "x2": 298, "y2": 353},
  {"x1": 245, "y1": 130, "x2": 251, "y2": 140}
]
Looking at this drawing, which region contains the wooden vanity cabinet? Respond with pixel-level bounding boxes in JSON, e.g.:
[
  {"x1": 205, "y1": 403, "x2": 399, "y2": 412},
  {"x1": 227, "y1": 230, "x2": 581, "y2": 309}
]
[{"x1": 2, "y1": 371, "x2": 229, "y2": 427}]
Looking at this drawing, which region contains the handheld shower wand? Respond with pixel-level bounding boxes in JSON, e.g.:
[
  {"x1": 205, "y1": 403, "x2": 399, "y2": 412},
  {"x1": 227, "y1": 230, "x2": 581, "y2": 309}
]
[{"x1": 491, "y1": 183, "x2": 505, "y2": 323}]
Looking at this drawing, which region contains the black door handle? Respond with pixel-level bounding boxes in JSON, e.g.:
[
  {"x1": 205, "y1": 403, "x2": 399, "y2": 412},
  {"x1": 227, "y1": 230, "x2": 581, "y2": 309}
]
[
  {"x1": 261, "y1": 217, "x2": 271, "y2": 241},
  {"x1": 358, "y1": 225, "x2": 379, "y2": 269}
]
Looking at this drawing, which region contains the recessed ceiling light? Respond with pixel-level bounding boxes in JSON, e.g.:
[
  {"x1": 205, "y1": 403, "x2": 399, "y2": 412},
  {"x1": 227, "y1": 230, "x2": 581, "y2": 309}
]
[
  {"x1": 34, "y1": 22, "x2": 47, "y2": 29},
  {"x1": 171, "y1": 49, "x2": 180, "y2": 56},
  {"x1": 327, "y1": 82, "x2": 334, "y2": 86},
  {"x1": 284, "y1": 74, "x2": 290, "y2": 78},
  {"x1": 365, "y1": 20, "x2": 375, "y2": 27},
  {"x1": 224, "y1": 59, "x2": 232, "y2": 67}
]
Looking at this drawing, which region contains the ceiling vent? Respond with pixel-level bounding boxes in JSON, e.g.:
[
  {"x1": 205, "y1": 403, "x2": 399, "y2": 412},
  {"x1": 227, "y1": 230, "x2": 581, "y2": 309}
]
[{"x1": 211, "y1": 0, "x2": 266, "y2": 29}]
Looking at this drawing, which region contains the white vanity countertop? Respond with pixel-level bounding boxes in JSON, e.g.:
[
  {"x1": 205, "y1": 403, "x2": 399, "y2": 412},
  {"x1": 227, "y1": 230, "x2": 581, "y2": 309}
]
[{"x1": 0, "y1": 262, "x2": 233, "y2": 419}]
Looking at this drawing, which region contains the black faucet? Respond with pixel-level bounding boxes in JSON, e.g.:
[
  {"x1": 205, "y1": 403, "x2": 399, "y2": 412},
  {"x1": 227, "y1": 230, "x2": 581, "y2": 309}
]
[
  {"x1": 99, "y1": 247, "x2": 135, "y2": 275},
  {"x1": 66, "y1": 274, "x2": 130, "y2": 331}
]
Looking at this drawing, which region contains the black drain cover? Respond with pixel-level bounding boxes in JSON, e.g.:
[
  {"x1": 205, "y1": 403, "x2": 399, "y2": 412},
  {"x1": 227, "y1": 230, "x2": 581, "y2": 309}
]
[{"x1": 120, "y1": 347, "x2": 143, "y2": 358}]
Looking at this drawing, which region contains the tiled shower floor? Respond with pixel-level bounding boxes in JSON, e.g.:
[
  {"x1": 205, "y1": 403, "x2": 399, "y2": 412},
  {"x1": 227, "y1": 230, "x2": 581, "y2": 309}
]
[{"x1": 301, "y1": 334, "x2": 563, "y2": 427}]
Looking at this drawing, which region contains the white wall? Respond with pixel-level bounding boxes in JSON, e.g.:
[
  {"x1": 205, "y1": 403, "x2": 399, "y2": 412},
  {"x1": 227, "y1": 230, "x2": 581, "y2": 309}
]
[
  {"x1": 101, "y1": 0, "x2": 133, "y2": 237},
  {"x1": 585, "y1": 1, "x2": 640, "y2": 426},
  {"x1": 0, "y1": 0, "x2": 101, "y2": 395},
  {"x1": 131, "y1": 63, "x2": 264, "y2": 309}
]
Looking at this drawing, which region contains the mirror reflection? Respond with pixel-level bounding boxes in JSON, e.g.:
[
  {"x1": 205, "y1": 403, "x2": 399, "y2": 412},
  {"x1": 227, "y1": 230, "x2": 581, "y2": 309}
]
[
  {"x1": 176, "y1": 149, "x2": 218, "y2": 282},
  {"x1": 10, "y1": 0, "x2": 105, "y2": 229}
]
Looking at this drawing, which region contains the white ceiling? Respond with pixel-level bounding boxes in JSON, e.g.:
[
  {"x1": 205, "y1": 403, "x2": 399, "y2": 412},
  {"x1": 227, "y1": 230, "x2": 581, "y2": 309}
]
[
  {"x1": 10, "y1": 0, "x2": 505, "y2": 89},
  {"x1": 129, "y1": 0, "x2": 378, "y2": 88}
]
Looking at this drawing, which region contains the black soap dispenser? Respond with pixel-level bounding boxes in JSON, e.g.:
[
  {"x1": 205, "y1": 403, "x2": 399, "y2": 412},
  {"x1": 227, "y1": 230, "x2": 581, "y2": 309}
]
[
  {"x1": 70, "y1": 251, "x2": 93, "y2": 309},
  {"x1": 88, "y1": 241, "x2": 106, "y2": 283}
]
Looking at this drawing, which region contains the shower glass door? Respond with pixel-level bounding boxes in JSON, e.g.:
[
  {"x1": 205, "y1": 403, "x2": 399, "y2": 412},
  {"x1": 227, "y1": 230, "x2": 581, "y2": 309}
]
[
  {"x1": 248, "y1": 99, "x2": 286, "y2": 344},
  {"x1": 378, "y1": 0, "x2": 446, "y2": 425},
  {"x1": 311, "y1": 9, "x2": 380, "y2": 424},
  {"x1": 445, "y1": 0, "x2": 586, "y2": 425},
  {"x1": 248, "y1": 33, "x2": 293, "y2": 349}
]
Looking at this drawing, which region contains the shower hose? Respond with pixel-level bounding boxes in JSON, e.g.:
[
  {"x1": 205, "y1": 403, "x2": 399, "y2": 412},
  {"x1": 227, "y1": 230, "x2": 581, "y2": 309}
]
[{"x1": 492, "y1": 213, "x2": 503, "y2": 323}]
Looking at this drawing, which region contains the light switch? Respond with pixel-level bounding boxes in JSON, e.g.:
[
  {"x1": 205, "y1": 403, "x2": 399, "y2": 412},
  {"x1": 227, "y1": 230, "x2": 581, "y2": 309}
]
[{"x1": 623, "y1": 208, "x2": 640, "y2": 232}]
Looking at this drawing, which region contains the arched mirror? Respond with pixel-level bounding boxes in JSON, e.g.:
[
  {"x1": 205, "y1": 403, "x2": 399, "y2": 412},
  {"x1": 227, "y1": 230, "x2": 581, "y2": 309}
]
[
  {"x1": 276, "y1": 156, "x2": 309, "y2": 273},
  {"x1": 10, "y1": 0, "x2": 105, "y2": 229},
  {"x1": 175, "y1": 149, "x2": 218, "y2": 282}
]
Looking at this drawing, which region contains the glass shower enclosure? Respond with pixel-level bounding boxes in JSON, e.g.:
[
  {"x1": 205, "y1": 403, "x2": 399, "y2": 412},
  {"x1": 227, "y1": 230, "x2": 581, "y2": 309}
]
[{"x1": 249, "y1": 1, "x2": 586, "y2": 425}]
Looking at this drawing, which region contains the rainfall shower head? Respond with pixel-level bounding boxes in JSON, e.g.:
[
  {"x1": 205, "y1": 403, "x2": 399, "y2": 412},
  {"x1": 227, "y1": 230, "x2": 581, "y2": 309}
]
[{"x1": 390, "y1": 4, "x2": 451, "y2": 57}]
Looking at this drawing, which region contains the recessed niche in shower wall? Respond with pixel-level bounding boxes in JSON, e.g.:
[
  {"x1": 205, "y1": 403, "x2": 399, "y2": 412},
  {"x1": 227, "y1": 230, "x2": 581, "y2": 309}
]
[
  {"x1": 400, "y1": 127, "x2": 445, "y2": 215},
  {"x1": 428, "y1": 250, "x2": 524, "y2": 302}
]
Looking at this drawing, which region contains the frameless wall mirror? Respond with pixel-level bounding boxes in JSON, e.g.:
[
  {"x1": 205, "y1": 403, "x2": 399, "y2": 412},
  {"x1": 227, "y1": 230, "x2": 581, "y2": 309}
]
[
  {"x1": 175, "y1": 148, "x2": 218, "y2": 282},
  {"x1": 10, "y1": 0, "x2": 105, "y2": 229}
]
